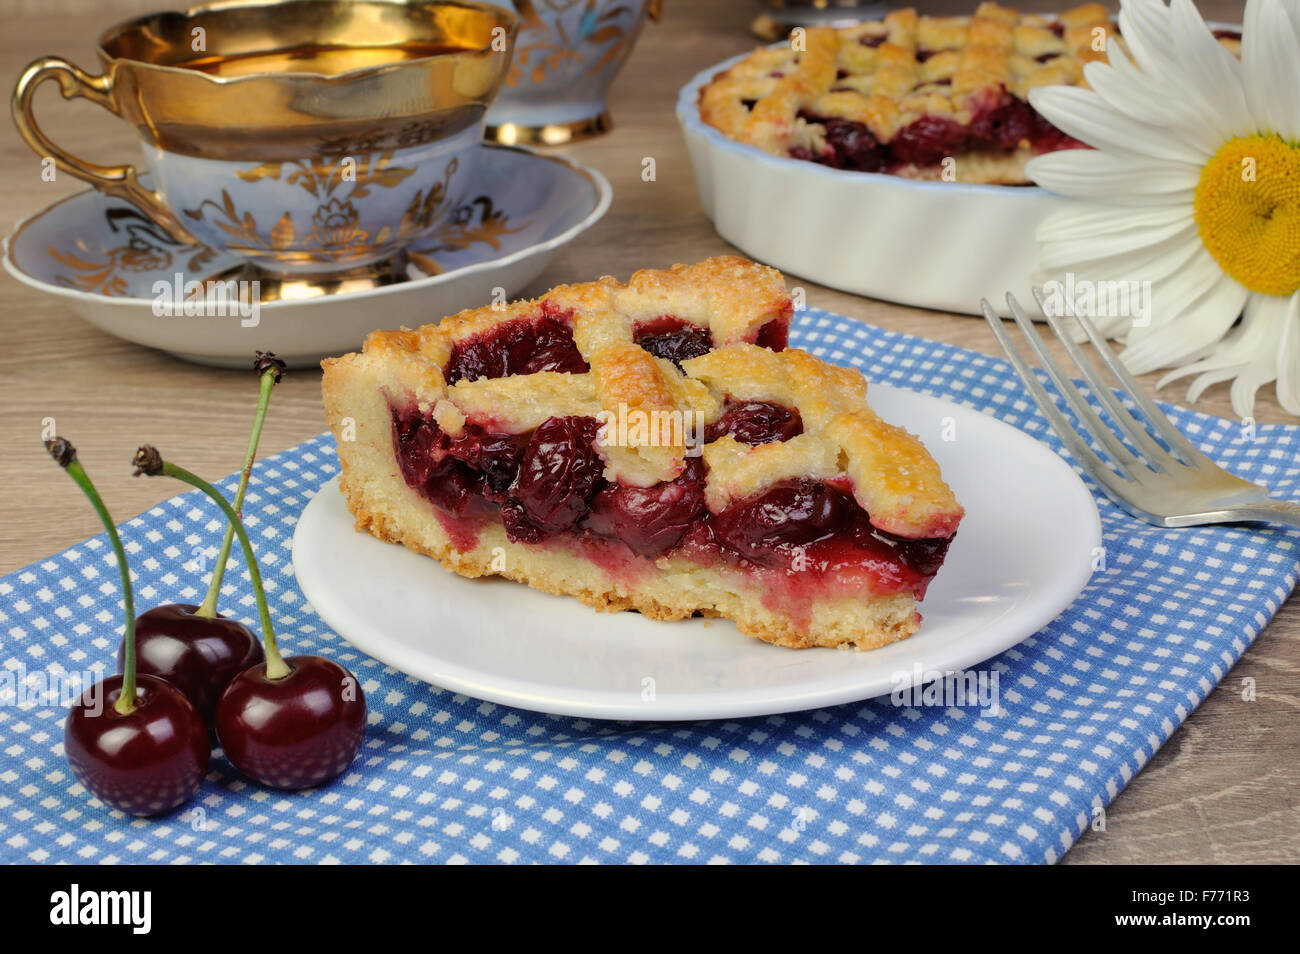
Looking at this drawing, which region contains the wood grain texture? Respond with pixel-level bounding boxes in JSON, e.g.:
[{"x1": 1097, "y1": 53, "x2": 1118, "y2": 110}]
[{"x1": 1, "y1": 0, "x2": 1294, "y2": 863}]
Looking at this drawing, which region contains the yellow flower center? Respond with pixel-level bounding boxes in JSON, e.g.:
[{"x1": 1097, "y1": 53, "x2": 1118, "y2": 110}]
[{"x1": 1194, "y1": 134, "x2": 1300, "y2": 297}]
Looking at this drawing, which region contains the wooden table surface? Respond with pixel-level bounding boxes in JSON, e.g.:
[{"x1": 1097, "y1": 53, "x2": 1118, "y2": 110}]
[{"x1": 2, "y1": 0, "x2": 1294, "y2": 864}]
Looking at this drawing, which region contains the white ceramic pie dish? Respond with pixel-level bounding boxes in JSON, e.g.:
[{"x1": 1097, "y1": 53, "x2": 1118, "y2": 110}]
[{"x1": 677, "y1": 49, "x2": 1067, "y2": 317}]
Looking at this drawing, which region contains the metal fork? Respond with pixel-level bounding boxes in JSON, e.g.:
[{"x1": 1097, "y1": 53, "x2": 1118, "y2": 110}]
[{"x1": 980, "y1": 291, "x2": 1300, "y2": 529}]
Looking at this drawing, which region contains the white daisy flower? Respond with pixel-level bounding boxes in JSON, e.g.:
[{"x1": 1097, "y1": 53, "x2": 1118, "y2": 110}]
[{"x1": 1026, "y1": 0, "x2": 1300, "y2": 417}]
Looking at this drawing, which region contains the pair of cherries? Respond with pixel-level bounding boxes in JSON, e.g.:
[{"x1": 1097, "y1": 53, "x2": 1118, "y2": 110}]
[{"x1": 56, "y1": 354, "x2": 366, "y2": 818}]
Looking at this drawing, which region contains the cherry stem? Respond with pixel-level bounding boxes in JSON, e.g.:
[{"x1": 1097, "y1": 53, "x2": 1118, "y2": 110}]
[
  {"x1": 136, "y1": 450, "x2": 290, "y2": 680},
  {"x1": 196, "y1": 367, "x2": 278, "y2": 619},
  {"x1": 45, "y1": 439, "x2": 139, "y2": 715}
]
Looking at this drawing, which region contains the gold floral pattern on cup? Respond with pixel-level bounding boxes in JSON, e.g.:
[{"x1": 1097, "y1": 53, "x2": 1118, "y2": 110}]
[{"x1": 13, "y1": 0, "x2": 518, "y2": 272}]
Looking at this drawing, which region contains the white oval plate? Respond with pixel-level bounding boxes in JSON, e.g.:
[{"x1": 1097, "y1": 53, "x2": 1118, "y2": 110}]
[{"x1": 293, "y1": 383, "x2": 1100, "y2": 721}]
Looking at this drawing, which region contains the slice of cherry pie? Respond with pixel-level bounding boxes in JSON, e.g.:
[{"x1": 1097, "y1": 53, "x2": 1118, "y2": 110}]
[
  {"x1": 321, "y1": 257, "x2": 963, "y2": 650},
  {"x1": 701, "y1": 2, "x2": 1114, "y2": 184}
]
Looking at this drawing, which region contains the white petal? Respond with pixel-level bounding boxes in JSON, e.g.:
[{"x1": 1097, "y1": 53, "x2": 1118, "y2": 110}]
[
  {"x1": 1183, "y1": 367, "x2": 1243, "y2": 403},
  {"x1": 1119, "y1": 0, "x2": 1186, "y2": 87},
  {"x1": 1042, "y1": 232, "x2": 1204, "y2": 290},
  {"x1": 1120, "y1": 273, "x2": 1249, "y2": 373},
  {"x1": 1275, "y1": 293, "x2": 1300, "y2": 414},
  {"x1": 1036, "y1": 202, "x2": 1192, "y2": 243},
  {"x1": 1027, "y1": 86, "x2": 1207, "y2": 165},
  {"x1": 1243, "y1": 0, "x2": 1300, "y2": 140},
  {"x1": 1085, "y1": 49, "x2": 1223, "y2": 155},
  {"x1": 1167, "y1": 0, "x2": 1251, "y2": 140},
  {"x1": 1026, "y1": 150, "x2": 1198, "y2": 205},
  {"x1": 1156, "y1": 293, "x2": 1288, "y2": 415},
  {"x1": 1039, "y1": 219, "x2": 1197, "y2": 268}
]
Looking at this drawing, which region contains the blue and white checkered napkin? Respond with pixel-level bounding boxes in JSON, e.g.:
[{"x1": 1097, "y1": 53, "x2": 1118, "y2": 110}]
[{"x1": 2, "y1": 309, "x2": 1297, "y2": 864}]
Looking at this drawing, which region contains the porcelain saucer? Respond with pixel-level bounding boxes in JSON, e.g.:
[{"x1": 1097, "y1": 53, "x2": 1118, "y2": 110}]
[{"x1": 3, "y1": 145, "x2": 611, "y2": 368}]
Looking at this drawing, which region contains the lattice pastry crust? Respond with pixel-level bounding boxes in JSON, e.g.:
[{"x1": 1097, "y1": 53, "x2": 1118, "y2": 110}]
[{"x1": 700, "y1": 2, "x2": 1115, "y2": 184}]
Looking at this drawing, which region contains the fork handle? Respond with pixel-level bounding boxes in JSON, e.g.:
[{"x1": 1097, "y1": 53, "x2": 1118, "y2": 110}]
[{"x1": 1227, "y1": 499, "x2": 1300, "y2": 528}]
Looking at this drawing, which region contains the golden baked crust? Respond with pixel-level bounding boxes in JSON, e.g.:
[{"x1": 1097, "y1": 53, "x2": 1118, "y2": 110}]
[
  {"x1": 699, "y1": 3, "x2": 1236, "y2": 185},
  {"x1": 322, "y1": 257, "x2": 962, "y2": 650}
]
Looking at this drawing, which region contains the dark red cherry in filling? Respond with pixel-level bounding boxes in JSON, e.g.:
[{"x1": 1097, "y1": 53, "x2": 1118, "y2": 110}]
[
  {"x1": 890, "y1": 114, "x2": 970, "y2": 167},
  {"x1": 447, "y1": 424, "x2": 528, "y2": 498},
  {"x1": 445, "y1": 304, "x2": 587, "y2": 384},
  {"x1": 584, "y1": 456, "x2": 707, "y2": 557},
  {"x1": 711, "y1": 478, "x2": 860, "y2": 568},
  {"x1": 755, "y1": 315, "x2": 790, "y2": 351},
  {"x1": 505, "y1": 415, "x2": 604, "y2": 541},
  {"x1": 1027, "y1": 110, "x2": 1084, "y2": 153},
  {"x1": 64, "y1": 674, "x2": 209, "y2": 816},
  {"x1": 122, "y1": 603, "x2": 264, "y2": 725},
  {"x1": 633, "y1": 316, "x2": 713, "y2": 369},
  {"x1": 711, "y1": 478, "x2": 954, "y2": 576},
  {"x1": 797, "y1": 112, "x2": 886, "y2": 172},
  {"x1": 393, "y1": 411, "x2": 445, "y2": 488},
  {"x1": 215, "y1": 655, "x2": 367, "y2": 791},
  {"x1": 392, "y1": 409, "x2": 526, "y2": 513},
  {"x1": 969, "y1": 93, "x2": 1037, "y2": 152},
  {"x1": 705, "y1": 400, "x2": 803, "y2": 445}
]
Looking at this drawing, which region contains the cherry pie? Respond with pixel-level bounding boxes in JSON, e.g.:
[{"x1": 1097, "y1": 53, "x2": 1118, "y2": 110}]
[
  {"x1": 700, "y1": 2, "x2": 1118, "y2": 184},
  {"x1": 322, "y1": 257, "x2": 963, "y2": 650}
]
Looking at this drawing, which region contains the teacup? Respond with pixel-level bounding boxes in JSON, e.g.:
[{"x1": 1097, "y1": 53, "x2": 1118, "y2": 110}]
[
  {"x1": 482, "y1": 0, "x2": 660, "y2": 145},
  {"x1": 12, "y1": 0, "x2": 518, "y2": 276}
]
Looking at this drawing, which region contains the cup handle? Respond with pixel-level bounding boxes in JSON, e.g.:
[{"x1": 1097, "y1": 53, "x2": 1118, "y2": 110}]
[{"x1": 11, "y1": 56, "x2": 198, "y2": 245}]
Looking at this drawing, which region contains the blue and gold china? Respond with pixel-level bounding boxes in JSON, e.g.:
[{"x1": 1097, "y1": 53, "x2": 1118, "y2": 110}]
[
  {"x1": 12, "y1": 0, "x2": 518, "y2": 276},
  {"x1": 483, "y1": 0, "x2": 661, "y2": 144}
]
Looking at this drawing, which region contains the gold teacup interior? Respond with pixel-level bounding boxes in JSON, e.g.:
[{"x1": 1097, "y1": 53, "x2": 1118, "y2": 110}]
[
  {"x1": 101, "y1": 0, "x2": 503, "y2": 75},
  {"x1": 178, "y1": 41, "x2": 476, "y2": 78}
]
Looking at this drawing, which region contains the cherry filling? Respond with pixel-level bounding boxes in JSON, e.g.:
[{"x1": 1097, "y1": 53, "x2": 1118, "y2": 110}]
[
  {"x1": 755, "y1": 314, "x2": 790, "y2": 351},
  {"x1": 445, "y1": 301, "x2": 588, "y2": 383},
  {"x1": 392, "y1": 403, "x2": 952, "y2": 598},
  {"x1": 703, "y1": 478, "x2": 952, "y2": 597},
  {"x1": 705, "y1": 400, "x2": 803, "y2": 445},
  {"x1": 794, "y1": 88, "x2": 1084, "y2": 174},
  {"x1": 583, "y1": 456, "x2": 707, "y2": 557},
  {"x1": 502, "y1": 416, "x2": 605, "y2": 542},
  {"x1": 392, "y1": 409, "x2": 527, "y2": 517},
  {"x1": 633, "y1": 316, "x2": 713, "y2": 369}
]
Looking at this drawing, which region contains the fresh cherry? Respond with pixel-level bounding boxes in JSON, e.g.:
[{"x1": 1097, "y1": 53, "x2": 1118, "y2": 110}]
[
  {"x1": 47, "y1": 436, "x2": 208, "y2": 817},
  {"x1": 116, "y1": 353, "x2": 282, "y2": 726},
  {"x1": 584, "y1": 456, "x2": 707, "y2": 556},
  {"x1": 122, "y1": 604, "x2": 263, "y2": 724},
  {"x1": 504, "y1": 415, "x2": 604, "y2": 540},
  {"x1": 705, "y1": 400, "x2": 803, "y2": 445},
  {"x1": 65, "y1": 674, "x2": 209, "y2": 816},
  {"x1": 215, "y1": 655, "x2": 366, "y2": 790},
  {"x1": 134, "y1": 443, "x2": 368, "y2": 792}
]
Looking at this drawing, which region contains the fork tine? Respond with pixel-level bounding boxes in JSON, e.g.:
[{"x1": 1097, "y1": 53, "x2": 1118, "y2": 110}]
[
  {"x1": 1056, "y1": 296, "x2": 1212, "y2": 466},
  {"x1": 979, "y1": 299, "x2": 1136, "y2": 502},
  {"x1": 1001, "y1": 293, "x2": 1144, "y2": 477},
  {"x1": 1029, "y1": 287, "x2": 1178, "y2": 471}
]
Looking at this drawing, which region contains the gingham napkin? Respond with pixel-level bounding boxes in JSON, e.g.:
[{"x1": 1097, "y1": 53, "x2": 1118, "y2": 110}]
[{"x1": 2, "y1": 309, "x2": 1297, "y2": 864}]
